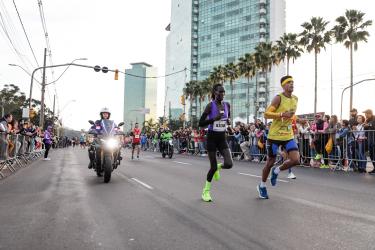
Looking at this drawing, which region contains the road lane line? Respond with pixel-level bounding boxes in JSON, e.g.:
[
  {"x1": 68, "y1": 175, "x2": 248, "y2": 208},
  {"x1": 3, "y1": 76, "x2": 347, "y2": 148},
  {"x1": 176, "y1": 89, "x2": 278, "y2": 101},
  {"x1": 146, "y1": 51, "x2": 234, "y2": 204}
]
[
  {"x1": 131, "y1": 178, "x2": 154, "y2": 190},
  {"x1": 238, "y1": 172, "x2": 289, "y2": 183},
  {"x1": 173, "y1": 161, "x2": 192, "y2": 165}
]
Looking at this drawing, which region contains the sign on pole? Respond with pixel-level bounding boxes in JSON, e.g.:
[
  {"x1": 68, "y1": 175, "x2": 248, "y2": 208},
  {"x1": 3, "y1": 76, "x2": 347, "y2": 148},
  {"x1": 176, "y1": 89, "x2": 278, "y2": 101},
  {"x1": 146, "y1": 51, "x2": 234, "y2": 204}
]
[{"x1": 22, "y1": 108, "x2": 29, "y2": 118}]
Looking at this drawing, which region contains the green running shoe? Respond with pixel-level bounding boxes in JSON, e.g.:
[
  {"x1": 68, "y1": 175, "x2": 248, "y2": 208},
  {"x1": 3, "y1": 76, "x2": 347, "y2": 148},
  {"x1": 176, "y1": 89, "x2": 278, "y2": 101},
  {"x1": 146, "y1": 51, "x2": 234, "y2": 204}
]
[
  {"x1": 201, "y1": 181, "x2": 212, "y2": 202},
  {"x1": 213, "y1": 163, "x2": 223, "y2": 181},
  {"x1": 320, "y1": 164, "x2": 329, "y2": 169},
  {"x1": 314, "y1": 154, "x2": 322, "y2": 160}
]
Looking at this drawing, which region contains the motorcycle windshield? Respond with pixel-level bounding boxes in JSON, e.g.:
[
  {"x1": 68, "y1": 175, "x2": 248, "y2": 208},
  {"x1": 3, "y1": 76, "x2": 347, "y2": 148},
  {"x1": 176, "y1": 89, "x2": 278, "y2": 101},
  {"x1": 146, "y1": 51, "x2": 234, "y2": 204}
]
[{"x1": 101, "y1": 120, "x2": 117, "y2": 136}]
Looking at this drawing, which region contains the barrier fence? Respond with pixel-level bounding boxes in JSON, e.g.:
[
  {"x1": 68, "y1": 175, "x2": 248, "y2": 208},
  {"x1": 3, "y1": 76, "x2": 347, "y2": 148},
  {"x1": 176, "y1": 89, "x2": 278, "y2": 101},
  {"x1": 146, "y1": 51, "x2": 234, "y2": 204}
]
[
  {"x1": 0, "y1": 132, "x2": 45, "y2": 178},
  {"x1": 136, "y1": 130, "x2": 375, "y2": 171}
]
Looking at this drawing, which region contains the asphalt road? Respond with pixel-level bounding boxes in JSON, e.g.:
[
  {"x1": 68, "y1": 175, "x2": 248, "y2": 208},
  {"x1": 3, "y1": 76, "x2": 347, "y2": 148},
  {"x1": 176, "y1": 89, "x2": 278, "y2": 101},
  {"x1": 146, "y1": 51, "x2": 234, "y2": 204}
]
[{"x1": 1, "y1": 148, "x2": 375, "y2": 250}]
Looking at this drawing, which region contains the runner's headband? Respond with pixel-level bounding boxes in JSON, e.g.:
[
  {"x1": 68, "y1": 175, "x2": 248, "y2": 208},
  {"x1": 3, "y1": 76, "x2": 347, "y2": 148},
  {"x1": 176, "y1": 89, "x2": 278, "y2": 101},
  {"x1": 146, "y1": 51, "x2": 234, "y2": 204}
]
[{"x1": 281, "y1": 77, "x2": 293, "y2": 86}]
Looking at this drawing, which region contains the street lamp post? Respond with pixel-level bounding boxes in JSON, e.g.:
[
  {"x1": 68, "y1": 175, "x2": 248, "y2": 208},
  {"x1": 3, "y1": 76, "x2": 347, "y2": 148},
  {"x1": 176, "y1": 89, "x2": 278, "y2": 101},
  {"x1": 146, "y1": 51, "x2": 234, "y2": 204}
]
[
  {"x1": 340, "y1": 78, "x2": 375, "y2": 120},
  {"x1": 8, "y1": 64, "x2": 42, "y2": 85},
  {"x1": 27, "y1": 59, "x2": 87, "y2": 127}
]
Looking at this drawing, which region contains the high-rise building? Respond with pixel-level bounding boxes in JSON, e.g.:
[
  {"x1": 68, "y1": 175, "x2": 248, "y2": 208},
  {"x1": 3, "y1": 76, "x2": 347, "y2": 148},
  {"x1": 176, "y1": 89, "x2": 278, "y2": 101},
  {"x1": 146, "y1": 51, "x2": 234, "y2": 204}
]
[
  {"x1": 165, "y1": 0, "x2": 286, "y2": 123},
  {"x1": 123, "y1": 62, "x2": 158, "y2": 131}
]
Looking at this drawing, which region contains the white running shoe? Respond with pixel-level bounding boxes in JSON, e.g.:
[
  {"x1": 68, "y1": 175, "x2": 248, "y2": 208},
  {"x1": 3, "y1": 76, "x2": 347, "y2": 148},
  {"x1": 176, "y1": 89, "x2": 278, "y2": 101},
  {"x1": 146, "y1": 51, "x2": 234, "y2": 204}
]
[
  {"x1": 287, "y1": 172, "x2": 296, "y2": 179},
  {"x1": 43, "y1": 158, "x2": 51, "y2": 161}
]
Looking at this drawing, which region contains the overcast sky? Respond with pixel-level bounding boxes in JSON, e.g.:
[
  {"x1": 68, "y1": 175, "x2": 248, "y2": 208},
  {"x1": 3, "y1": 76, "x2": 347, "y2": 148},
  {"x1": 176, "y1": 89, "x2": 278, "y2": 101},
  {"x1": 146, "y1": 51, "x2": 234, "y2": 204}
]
[{"x1": 1, "y1": 0, "x2": 374, "y2": 130}]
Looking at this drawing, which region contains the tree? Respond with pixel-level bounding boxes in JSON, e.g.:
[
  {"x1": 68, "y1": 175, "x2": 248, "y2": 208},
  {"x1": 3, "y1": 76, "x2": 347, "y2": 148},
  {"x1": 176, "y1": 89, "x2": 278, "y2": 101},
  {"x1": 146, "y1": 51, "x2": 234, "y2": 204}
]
[
  {"x1": 332, "y1": 9, "x2": 372, "y2": 111},
  {"x1": 0, "y1": 84, "x2": 26, "y2": 119},
  {"x1": 299, "y1": 17, "x2": 331, "y2": 115},
  {"x1": 253, "y1": 42, "x2": 280, "y2": 117},
  {"x1": 276, "y1": 33, "x2": 303, "y2": 74},
  {"x1": 143, "y1": 118, "x2": 158, "y2": 134},
  {"x1": 238, "y1": 53, "x2": 257, "y2": 123},
  {"x1": 158, "y1": 116, "x2": 169, "y2": 128},
  {"x1": 183, "y1": 80, "x2": 197, "y2": 127},
  {"x1": 198, "y1": 79, "x2": 212, "y2": 114},
  {"x1": 0, "y1": 84, "x2": 56, "y2": 128},
  {"x1": 223, "y1": 62, "x2": 239, "y2": 120},
  {"x1": 210, "y1": 65, "x2": 226, "y2": 85}
]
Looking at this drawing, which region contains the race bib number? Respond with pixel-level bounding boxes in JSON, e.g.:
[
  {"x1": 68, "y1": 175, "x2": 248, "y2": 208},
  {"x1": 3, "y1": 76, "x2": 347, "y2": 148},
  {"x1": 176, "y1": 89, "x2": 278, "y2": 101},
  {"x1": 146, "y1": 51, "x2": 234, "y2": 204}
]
[
  {"x1": 135, "y1": 135, "x2": 140, "y2": 139},
  {"x1": 213, "y1": 120, "x2": 227, "y2": 132}
]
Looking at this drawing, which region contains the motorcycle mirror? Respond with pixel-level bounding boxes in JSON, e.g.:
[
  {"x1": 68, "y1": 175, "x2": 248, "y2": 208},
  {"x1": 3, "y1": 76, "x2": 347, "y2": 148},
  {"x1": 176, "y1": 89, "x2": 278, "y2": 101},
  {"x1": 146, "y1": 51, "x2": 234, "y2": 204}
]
[
  {"x1": 88, "y1": 120, "x2": 95, "y2": 125},
  {"x1": 118, "y1": 122, "x2": 124, "y2": 127}
]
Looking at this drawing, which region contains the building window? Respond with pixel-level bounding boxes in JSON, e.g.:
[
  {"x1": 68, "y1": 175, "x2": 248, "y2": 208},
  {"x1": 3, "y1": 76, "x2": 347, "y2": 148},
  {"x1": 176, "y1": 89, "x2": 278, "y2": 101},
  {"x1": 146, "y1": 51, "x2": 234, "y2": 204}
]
[
  {"x1": 200, "y1": 70, "x2": 210, "y2": 76},
  {"x1": 226, "y1": 9, "x2": 242, "y2": 17},
  {"x1": 201, "y1": 53, "x2": 211, "y2": 59},
  {"x1": 210, "y1": 22, "x2": 225, "y2": 30},
  {"x1": 227, "y1": 56, "x2": 235, "y2": 63},
  {"x1": 226, "y1": 0, "x2": 239, "y2": 8},
  {"x1": 226, "y1": 28, "x2": 239, "y2": 35},
  {"x1": 240, "y1": 34, "x2": 252, "y2": 41},
  {"x1": 212, "y1": 13, "x2": 225, "y2": 21}
]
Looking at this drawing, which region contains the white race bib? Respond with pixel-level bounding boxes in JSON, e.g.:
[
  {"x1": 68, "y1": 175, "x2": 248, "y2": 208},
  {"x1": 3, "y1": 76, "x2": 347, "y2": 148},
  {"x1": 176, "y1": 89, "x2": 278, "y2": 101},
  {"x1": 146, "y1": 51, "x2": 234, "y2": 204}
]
[
  {"x1": 135, "y1": 135, "x2": 140, "y2": 139},
  {"x1": 213, "y1": 120, "x2": 227, "y2": 132}
]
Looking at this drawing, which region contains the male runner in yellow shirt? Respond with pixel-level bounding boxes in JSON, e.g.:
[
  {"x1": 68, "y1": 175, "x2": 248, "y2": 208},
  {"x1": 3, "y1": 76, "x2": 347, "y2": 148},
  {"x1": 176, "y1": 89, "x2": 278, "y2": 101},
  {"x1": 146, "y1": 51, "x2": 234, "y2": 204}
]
[{"x1": 257, "y1": 75, "x2": 300, "y2": 199}]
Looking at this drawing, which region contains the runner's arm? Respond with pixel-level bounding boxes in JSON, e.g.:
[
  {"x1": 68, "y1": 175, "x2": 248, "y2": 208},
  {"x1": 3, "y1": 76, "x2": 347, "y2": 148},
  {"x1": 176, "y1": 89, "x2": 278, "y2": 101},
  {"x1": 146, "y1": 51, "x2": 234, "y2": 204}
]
[
  {"x1": 199, "y1": 103, "x2": 215, "y2": 127},
  {"x1": 264, "y1": 95, "x2": 281, "y2": 119}
]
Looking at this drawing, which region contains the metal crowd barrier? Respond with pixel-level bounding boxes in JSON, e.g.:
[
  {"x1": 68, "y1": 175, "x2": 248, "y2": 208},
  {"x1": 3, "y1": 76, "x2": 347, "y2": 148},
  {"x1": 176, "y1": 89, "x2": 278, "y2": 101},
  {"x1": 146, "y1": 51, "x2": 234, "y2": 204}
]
[
  {"x1": 298, "y1": 130, "x2": 375, "y2": 171},
  {"x1": 0, "y1": 132, "x2": 45, "y2": 178},
  {"x1": 136, "y1": 130, "x2": 375, "y2": 173}
]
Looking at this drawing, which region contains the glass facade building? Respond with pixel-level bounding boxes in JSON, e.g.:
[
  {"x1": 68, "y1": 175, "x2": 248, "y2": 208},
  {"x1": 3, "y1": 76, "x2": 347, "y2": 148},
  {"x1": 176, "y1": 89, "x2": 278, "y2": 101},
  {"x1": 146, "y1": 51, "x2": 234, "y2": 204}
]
[
  {"x1": 123, "y1": 63, "x2": 158, "y2": 131},
  {"x1": 166, "y1": 0, "x2": 285, "y2": 122}
]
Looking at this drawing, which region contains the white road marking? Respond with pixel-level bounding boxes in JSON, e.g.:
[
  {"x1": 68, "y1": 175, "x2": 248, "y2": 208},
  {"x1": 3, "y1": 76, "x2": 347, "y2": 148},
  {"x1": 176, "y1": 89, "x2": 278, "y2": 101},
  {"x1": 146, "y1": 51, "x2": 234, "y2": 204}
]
[
  {"x1": 131, "y1": 178, "x2": 154, "y2": 190},
  {"x1": 173, "y1": 161, "x2": 192, "y2": 165},
  {"x1": 238, "y1": 172, "x2": 289, "y2": 183}
]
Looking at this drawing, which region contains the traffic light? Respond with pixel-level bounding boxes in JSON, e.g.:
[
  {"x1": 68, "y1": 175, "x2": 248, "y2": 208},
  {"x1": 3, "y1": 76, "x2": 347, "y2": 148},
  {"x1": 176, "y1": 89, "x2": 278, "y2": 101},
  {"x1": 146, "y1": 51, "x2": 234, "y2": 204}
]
[
  {"x1": 180, "y1": 95, "x2": 185, "y2": 105},
  {"x1": 114, "y1": 69, "x2": 119, "y2": 80}
]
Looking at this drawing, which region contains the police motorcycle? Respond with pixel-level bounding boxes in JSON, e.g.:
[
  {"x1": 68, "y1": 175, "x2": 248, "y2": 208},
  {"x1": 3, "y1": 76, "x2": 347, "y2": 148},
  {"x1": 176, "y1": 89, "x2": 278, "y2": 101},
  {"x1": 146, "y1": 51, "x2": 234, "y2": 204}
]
[
  {"x1": 88, "y1": 120, "x2": 124, "y2": 183},
  {"x1": 161, "y1": 138, "x2": 174, "y2": 159}
]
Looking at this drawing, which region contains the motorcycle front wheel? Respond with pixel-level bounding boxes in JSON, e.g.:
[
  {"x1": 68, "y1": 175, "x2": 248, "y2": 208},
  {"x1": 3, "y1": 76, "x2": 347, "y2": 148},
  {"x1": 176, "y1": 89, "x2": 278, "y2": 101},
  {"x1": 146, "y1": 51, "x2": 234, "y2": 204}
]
[
  {"x1": 103, "y1": 155, "x2": 113, "y2": 183},
  {"x1": 168, "y1": 147, "x2": 173, "y2": 159}
]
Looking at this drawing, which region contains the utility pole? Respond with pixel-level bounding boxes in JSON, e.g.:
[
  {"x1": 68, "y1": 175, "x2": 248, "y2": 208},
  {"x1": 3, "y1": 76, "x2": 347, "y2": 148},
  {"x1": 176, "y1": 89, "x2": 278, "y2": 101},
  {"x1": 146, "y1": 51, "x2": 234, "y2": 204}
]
[
  {"x1": 52, "y1": 95, "x2": 56, "y2": 123},
  {"x1": 39, "y1": 48, "x2": 47, "y2": 129},
  {"x1": 330, "y1": 44, "x2": 333, "y2": 116},
  {"x1": 163, "y1": 86, "x2": 169, "y2": 119},
  {"x1": 169, "y1": 101, "x2": 172, "y2": 122},
  {"x1": 1, "y1": 97, "x2": 4, "y2": 117}
]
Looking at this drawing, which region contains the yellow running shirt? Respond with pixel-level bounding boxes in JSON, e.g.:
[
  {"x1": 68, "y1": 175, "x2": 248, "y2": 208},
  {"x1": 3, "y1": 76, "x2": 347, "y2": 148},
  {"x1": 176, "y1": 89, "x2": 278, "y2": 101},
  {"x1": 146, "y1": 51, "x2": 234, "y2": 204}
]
[{"x1": 268, "y1": 93, "x2": 298, "y2": 141}]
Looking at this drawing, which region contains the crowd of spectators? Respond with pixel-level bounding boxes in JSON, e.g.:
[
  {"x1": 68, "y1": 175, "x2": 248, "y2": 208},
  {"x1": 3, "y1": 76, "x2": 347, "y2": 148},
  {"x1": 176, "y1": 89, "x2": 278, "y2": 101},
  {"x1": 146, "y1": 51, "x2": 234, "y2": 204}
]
[
  {"x1": 126, "y1": 108, "x2": 375, "y2": 173},
  {"x1": 0, "y1": 113, "x2": 44, "y2": 160}
]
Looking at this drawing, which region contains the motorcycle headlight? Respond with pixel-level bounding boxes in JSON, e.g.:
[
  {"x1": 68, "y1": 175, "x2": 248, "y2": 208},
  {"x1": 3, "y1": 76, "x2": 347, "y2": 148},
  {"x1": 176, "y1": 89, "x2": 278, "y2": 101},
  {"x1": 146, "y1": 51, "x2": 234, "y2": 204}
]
[{"x1": 104, "y1": 138, "x2": 118, "y2": 149}]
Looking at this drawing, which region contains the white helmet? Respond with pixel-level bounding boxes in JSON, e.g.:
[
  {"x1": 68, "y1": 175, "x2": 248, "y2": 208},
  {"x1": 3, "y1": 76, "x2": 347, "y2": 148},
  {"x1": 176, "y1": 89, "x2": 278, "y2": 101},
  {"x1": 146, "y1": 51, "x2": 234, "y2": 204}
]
[{"x1": 100, "y1": 107, "x2": 111, "y2": 118}]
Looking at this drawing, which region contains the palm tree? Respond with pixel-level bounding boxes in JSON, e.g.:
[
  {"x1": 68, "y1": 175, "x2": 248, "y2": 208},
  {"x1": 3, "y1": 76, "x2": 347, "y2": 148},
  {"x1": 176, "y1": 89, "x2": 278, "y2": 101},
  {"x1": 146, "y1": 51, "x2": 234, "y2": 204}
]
[
  {"x1": 238, "y1": 53, "x2": 257, "y2": 123},
  {"x1": 276, "y1": 33, "x2": 303, "y2": 74},
  {"x1": 192, "y1": 81, "x2": 204, "y2": 115},
  {"x1": 143, "y1": 118, "x2": 157, "y2": 134},
  {"x1": 299, "y1": 17, "x2": 331, "y2": 115},
  {"x1": 223, "y1": 62, "x2": 240, "y2": 120},
  {"x1": 183, "y1": 80, "x2": 195, "y2": 127},
  {"x1": 199, "y1": 79, "x2": 212, "y2": 113},
  {"x1": 210, "y1": 65, "x2": 226, "y2": 84},
  {"x1": 253, "y1": 42, "x2": 279, "y2": 118},
  {"x1": 332, "y1": 9, "x2": 372, "y2": 111}
]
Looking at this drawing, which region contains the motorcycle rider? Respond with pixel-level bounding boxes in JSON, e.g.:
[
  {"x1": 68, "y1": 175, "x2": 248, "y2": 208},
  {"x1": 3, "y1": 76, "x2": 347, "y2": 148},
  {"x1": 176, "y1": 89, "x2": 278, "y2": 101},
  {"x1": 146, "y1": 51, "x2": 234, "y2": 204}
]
[
  {"x1": 160, "y1": 127, "x2": 173, "y2": 153},
  {"x1": 88, "y1": 107, "x2": 121, "y2": 174}
]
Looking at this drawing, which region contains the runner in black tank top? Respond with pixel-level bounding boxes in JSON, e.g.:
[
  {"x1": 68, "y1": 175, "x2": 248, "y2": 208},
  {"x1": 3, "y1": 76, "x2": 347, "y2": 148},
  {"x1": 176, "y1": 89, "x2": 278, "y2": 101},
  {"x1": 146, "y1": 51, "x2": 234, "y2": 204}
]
[{"x1": 198, "y1": 84, "x2": 233, "y2": 202}]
